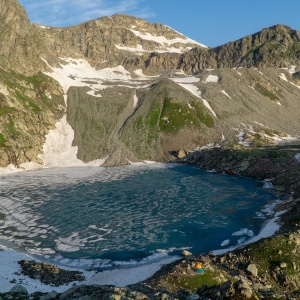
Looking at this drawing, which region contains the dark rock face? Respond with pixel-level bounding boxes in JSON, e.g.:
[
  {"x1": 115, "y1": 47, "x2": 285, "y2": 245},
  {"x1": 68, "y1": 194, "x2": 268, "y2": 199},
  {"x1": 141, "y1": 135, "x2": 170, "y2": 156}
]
[
  {"x1": 183, "y1": 147, "x2": 300, "y2": 196},
  {"x1": 179, "y1": 25, "x2": 300, "y2": 72},
  {"x1": 18, "y1": 260, "x2": 85, "y2": 286},
  {"x1": 145, "y1": 25, "x2": 300, "y2": 73}
]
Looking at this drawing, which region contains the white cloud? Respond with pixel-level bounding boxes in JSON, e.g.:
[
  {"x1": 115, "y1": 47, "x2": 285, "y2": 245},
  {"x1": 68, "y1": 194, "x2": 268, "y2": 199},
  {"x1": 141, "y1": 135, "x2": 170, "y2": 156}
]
[{"x1": 19, "y1": 0, "x2": 155, "y2": 27}]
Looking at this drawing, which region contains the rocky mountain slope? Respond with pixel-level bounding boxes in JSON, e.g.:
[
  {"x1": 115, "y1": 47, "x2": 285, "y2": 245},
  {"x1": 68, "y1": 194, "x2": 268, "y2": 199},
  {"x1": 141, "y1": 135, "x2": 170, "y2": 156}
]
[{"x1": 0, "y1": 0, "x2": 300, "y2": 169}]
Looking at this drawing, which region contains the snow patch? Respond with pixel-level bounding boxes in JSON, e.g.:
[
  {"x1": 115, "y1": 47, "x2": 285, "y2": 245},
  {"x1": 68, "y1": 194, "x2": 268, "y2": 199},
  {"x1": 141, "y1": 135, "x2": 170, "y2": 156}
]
[
  {"x1": 234, "y1": 68, "x2": 242, "y2": 76},
  {"x1": 204, "y1": 75, "x2": 219, "y2": 83},
  {"x1": 288, "y1": 65, "x2": 297, "y2": 74},
  {"x1": 86, "y1": 89, "x2": 102, "y2": 98},
  {"x1": 290, "y1": 81, "x2": 300, "y2": 89},
  {"x1": 221, "y1": 90, "x2": 231, "y2": 98},
  {"x1": 0, "y1": 164, "x2": 21, "y2": 175},
  {"x1": 279, "y1": 73, "x2": 288, "y2": 81},
  {"x1": 133, "y1": 69, "x2": 159, "y2": 78},
  {"x1": 133, "y1": 92, "x2": 138, "y2": 108},
  {"x1": 0, "y1": 245, "x2": 179, "y2": 293},
  {"x1": 257, "y1": 70, "x2": 264, "y2": 76},
  {"x1": 295, "y1": 153, "x2": 300, "y2": 162},
  {"x1": 171, "y1": 76, "x2": 200, "y2": 83},
  {"x1": 130, "y1": 29, "x2": 206, "y2": 48},
  {"x1": 278, "y1": 72, "x2": 300, "y2": 90},
  {"x1": 38, "y1": 116, "x2": 105, "y2": 168},
  {"x1": 270, "y1": 133, "x2": 299, "y2": 144},
  {"x1": 44, "y1": 58, "x2": 132, "y2": 94}
]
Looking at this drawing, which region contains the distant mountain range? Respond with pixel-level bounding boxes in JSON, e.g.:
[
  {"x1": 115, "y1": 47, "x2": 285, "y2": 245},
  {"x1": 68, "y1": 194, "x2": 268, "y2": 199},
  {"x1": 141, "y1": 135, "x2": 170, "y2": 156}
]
[{"x1": 0, "y1": 0, "x2": 300, "y2": 169}]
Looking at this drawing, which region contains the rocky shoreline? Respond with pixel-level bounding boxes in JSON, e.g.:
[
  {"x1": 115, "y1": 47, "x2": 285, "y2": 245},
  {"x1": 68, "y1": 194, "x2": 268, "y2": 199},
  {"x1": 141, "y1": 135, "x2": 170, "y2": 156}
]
[
  {"x1": 182, "y1": 146, "x2": 300, "y2": 232},
  {"x1": 2, "y1": 146, "x2": 300, "y2": 299}
]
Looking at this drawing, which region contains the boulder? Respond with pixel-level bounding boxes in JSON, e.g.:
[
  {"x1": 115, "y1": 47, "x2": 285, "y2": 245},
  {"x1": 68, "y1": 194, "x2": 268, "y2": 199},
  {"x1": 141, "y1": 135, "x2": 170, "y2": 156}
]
[
  {"x1": 181, "y1": 250, "x2": 192, "y2": 256},
  {"x1": 40, "y1": 290, "x2": 59, "y2": 300},
  {"x1": 9, "y1": 284, "x2": 28, "y2": 294},
  {"x1": 234, "y1": 279, "x2": 253, "y2": 299},
  {"x1": 177, "y1": 149, "x2": 187, "y2": 159},
  {"x1": 247, "y1": 263, "x2": 258, "y2": 277},
  {"x1": 186, "y1": 294, "x2": 200, "y2": 300},
  {"x1": 280, "y1": 262, "x2": 287, "y2": 268}
]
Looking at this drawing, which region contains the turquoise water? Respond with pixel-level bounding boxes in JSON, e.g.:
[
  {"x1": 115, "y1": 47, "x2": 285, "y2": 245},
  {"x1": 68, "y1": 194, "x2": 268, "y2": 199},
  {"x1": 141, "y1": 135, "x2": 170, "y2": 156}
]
[{"x1": 0, "y1": 163, "x2": 277, "y2": 269}]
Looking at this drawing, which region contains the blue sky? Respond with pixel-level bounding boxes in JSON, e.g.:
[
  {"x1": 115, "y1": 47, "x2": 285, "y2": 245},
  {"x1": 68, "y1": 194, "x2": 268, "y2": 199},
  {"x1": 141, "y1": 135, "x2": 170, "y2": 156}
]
[{"x1": 19, "y1": 0, "x2": 300, "y2": 47}]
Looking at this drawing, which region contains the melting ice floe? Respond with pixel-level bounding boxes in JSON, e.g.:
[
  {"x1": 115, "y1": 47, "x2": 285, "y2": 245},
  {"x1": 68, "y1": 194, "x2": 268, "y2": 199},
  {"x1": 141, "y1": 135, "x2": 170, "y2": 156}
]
[
  {"x1": 231, "y1": 228, "x2": 254, "y2": 237},
  {"x1": 0, "y1": 245, "x2": 179, "y2": 293},
  {"x1": 263, "y1": 178, "x2": 275, "y2": 189},
  {"x1": 221, "y1": 239, "x2": 230, "y2": 247},
  {"x1": 220, "y1": 199, "x2": 283, "y2": 249},
  {"x1": 217, "y1": 210, "x2": 286, "y2": 254}
]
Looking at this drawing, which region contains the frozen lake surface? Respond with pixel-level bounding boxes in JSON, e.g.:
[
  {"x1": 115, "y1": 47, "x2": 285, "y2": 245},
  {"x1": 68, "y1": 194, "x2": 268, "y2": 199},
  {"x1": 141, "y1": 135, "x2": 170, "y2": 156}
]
[{"x1": 0, "y1": 163, "x2": 277, "y2": 270}]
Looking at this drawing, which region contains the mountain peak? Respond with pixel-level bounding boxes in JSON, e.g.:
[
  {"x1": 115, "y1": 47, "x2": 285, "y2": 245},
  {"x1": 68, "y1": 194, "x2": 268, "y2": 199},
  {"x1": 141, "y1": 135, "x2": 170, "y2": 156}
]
[{"x1": 0, "y1": 0, "x2": 31, "y2": 34}]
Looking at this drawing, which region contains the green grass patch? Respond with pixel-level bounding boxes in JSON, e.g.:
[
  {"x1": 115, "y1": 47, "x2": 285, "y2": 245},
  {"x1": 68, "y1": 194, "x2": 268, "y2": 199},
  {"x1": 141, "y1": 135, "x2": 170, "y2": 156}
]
[
  {"x1": 0, "y1": 105, "x2": 17, "y2": 116},
  {"x1": 0, "y1": 133, "x2": 6, "y2": 147},
  {"x1": 146, "y1": 104, "x2": 161, "y2": 145},
  {"x1": 15, "y1": 92, "x2": 41, "y2": 112},
  {"x1": 159, "y1": 97, "x2": 192, "y2": 133},
  {"x1": 175, "y1": 272, "x2": 221, "y2": 291},
  {"x1": 0, "y1": 68, "x2": 64, "y2": 115},
  {"x1": 160, "y1": 268, "x2": 233, "y2": 293},
  {"x1": 193, "y1": 101, "x2": 214, "y2": 128},
  {"x1": 239, "y1": 235, "x2": 299, "y2": 279},
  {"x1": 135, "y1": 117, "x2": 144, "y2": 129},
  {"x1": 260, "y1": 128, "x2": 287, "y2": 138},
  {"x1": 148, "y1": 104, "x2": 161, "y2": 128},
  {"x1": 7, "y1": 118, "x2": 20, "y2": 137},
  {"x1": 255, "y1": 83, "x2": 279, "y2": 101},
  {"x1": 159, "y1": 97, "x2": 214, "y2": 134}
]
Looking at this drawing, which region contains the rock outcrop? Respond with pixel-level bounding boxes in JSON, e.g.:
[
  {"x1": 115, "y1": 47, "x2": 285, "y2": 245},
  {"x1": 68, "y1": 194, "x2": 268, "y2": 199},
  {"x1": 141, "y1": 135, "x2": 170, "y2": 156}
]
[
  {"x1": 36, "y1": 14, "x2": 204, "y2": 72},
  {"x1": 0, "y1": 0, "x2": 55, "y2": 74},
  {"x1": 0, "y1": 70, "x2": 64, "y2": 167}
]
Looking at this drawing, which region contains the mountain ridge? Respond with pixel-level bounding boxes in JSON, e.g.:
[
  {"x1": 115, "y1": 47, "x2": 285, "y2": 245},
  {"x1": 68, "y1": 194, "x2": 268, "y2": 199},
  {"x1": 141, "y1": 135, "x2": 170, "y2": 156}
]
[{"x1": 0, "y1": 0, "x2": 300, "y2": 169}]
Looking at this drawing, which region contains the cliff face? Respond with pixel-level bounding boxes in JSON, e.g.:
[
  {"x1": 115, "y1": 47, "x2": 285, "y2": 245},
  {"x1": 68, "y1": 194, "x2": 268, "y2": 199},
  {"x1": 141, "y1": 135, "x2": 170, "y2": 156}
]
[
  {"x1": 36, "y1": 14, "x2": 204, "y2": 72},
  {"x1": 146, "y1": 25, "x2": 300, "y2": 73},
  {"x1": 0, "y1": 0, "x2": 65, "y2": 167},
  {"x1": 0, "y1": 0, "x2": 300, "y2": 168},
  {"x1": 0, "y1": 0, "x2": 52, "y2": 74}
]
